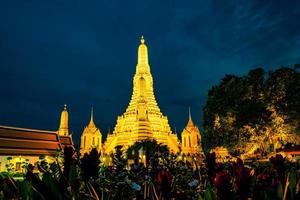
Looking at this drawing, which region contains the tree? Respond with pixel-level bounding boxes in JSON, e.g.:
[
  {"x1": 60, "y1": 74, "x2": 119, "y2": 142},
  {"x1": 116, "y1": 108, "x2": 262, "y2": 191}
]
[
  {"x1": 203, "y1": 67, "x2": 300, "y2": 154},
  {"x1": 80, "y1": 148, "x2": 101, "y2": 181}
]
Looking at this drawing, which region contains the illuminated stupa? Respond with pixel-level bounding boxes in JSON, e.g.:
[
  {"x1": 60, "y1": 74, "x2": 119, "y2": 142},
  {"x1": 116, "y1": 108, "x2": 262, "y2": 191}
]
[
  {"x1": 58, "y1": 104, "x2": 69, "y2": 136},
  {"x1": 104, "y1": 36, "x2": 180, "y2": 153}
]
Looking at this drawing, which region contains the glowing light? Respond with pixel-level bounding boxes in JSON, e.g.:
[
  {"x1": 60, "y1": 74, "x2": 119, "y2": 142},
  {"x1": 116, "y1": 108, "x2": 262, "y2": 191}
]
[
  {"x1": 103, "y1": 36, "x2": 180, "y2": 153},
  {"x1": 181, "y1": 109, "x2": 202, "y2": 155},
  {"x1": 58, "y1": 104, "x2": 69, "y2": 136},
  {"x1": 80, "y1": 108, "x2": 102, "y2": 156}
]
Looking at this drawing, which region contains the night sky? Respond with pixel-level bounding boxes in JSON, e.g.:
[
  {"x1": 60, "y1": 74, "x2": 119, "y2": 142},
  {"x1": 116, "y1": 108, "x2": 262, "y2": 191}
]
[{"x1": 1, "y1": 1, "x2": 300, "y2": 145}]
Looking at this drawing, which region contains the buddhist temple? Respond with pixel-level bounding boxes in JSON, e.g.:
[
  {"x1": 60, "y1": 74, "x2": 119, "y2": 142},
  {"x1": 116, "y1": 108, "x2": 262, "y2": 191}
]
[
  {"x1": 0, "y1": 105, "x2": 73, "y2": 172},
  {"x1": 103, "y1": 36, "x2": 180, "y2": 153},
  {"x1": 181, "y1": 108, "x2": 202, "y2": 155},
  {"x1": 80, "y1": 108, "x2": 102, "y2": 155}
]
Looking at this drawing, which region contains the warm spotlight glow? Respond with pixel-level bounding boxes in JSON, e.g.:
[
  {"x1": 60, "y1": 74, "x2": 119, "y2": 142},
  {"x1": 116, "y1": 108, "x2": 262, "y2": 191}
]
[{"x1": 103, "y1": 37, "x2": 180, "y2": 153}]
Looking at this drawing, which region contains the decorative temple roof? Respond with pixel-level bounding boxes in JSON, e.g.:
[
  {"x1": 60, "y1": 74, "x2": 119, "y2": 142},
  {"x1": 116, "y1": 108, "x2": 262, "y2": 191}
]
[
  {"x1": 0, "y1": 125, "x2": 73, "y2": 156},
  {"x1": 183, "y1": 108, "x2": 199, "y2": 134},
  {"x1": 80, "y1": 108, "x2": 102, "y2": 155},
  {"x1": 82, "y1": 108, "x2": 101, "y2": 134},
  {"x1": 59, "y1": 135, "x2": 74, "y2": 149},
  {"x1": 87, "y1": 107, "x2": 96, "y2": 129},
  {"x1": 181, "y1": 108, "x2": 202, "y2": 154},
  {"x1": 186, "y1": 107, "x2": 194, "y2": 127}
]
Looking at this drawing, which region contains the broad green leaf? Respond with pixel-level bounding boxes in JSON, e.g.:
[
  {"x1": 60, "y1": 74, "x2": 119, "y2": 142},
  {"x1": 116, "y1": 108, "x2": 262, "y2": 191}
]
[
  {"x1": 42, "y1": 172, "x2": 63, "y2": 200},
  {"x1": 289, "y1": 169, "x2": 296, "y2": 198},
  {"x1": 17, "y1": 181, "x2": 32, "y2": 200},
  {"x1": 277, "y1": 182, "x2": 283, "y2": 200},
  {"x1": 198, "y1": 194, "x2": 204, "y2": 200},
  {"x1": 204, "y1": 184, "x2": 216, "y2": 200}
]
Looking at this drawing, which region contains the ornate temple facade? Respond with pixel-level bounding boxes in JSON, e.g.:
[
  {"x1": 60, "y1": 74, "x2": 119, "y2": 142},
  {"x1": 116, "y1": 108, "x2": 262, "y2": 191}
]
[
  {"x1": 103, "y1": 37, "x2": 180, "y2": 153},
  {"x1": 181, "y1": 109, "x2": 202, "y2": 155},
  {"x1": 80, "y1": 109, "x2": 102, "y2": 155}
]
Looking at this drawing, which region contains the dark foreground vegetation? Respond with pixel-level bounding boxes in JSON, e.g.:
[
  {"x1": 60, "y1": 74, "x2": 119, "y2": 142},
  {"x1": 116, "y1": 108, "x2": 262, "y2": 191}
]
[{"x1": 1, "y1": 142, "x2": 300, "y2": 200}]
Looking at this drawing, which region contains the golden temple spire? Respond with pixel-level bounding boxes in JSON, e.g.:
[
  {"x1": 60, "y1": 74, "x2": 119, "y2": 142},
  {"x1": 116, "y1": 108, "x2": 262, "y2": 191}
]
[
  {"x1": 141, "y1": 35, "x2": 145, "y2": 44},
  {"x1": 58, "y1": 104, "x2": 69, "y2": 136},
  {"x1": 88, "y1": 107, "x2": 96, "y2": 128},
  {"x1": 137, "y1": 35, "x2": 149, "y2": 72},
  {"x1": 187, "y1": 107, "x2": 194, "y2": 127}
]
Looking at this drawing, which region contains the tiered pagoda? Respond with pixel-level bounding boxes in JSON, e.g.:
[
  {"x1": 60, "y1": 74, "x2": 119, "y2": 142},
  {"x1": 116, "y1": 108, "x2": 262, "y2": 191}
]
[{"x1": 104, "y1": 36, "x2": 180, "y2": 153}]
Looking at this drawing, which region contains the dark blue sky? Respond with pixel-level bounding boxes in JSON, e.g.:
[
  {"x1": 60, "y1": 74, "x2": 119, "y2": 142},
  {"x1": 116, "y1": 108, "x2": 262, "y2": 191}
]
[{"x1": 1, "y1": 0, "x2": 300, "y2": 145}]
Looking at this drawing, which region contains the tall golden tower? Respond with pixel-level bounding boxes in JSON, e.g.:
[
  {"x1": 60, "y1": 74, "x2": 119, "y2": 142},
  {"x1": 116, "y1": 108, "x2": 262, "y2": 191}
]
[
  {"x1": 58, "y1": 104, "x2": 69, "y2": 136},
  {"x1": 80, "y1": 108, "x2": 102, "y2": 155},
  {"x1": 104, "y1": 36, "x2": 180, "y2": 153},
  {"x1": 181, "y1": 108, "x2": 202, "y2": 155}
]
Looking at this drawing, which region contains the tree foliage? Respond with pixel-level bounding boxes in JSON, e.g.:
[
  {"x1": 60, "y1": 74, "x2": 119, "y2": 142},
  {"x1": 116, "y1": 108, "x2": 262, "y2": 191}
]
[
  {"x1": 80, "y1": 148, "x2": 101, "y2": 181},
  {"x1": 203, "y1": 67, "x2": 300, "y2": 154}
]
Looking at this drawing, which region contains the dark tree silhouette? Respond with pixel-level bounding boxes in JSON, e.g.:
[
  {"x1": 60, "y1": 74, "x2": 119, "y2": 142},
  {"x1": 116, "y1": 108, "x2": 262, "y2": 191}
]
[
  {"x1": 203, "y1": 67, "x2": 300, "y2": 153},
  {"x1": 80, "y1": 148, "x2": 101, "y2": 181}
]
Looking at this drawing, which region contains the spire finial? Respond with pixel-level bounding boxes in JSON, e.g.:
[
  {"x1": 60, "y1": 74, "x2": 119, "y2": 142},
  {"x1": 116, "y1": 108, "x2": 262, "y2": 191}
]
[
  {"x1": 187, "y1": 107, "x2": 194, "y2": 126},
  {"x1": 137, "y1": 35, "x2": 149, "y2": 70},
  {"x1": 141, "y1": 35, "x2": 145, "y2": 44},
  {"x1": 88, "y1": 106, "x2": 95, "y2": 126},
  {"x1": 64, "y1": 104, "x2": 67, "y2": 110}
]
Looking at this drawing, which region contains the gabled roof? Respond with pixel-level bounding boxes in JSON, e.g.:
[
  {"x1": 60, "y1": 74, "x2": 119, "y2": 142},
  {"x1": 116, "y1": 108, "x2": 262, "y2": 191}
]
[
  {"x1": 182, "y1": 108, "x2": 200, "y2": 135},
  {"x1": 81, "y1": 108, "x2": 102, "y2": 136},
  {"x1": 0, "y1": 125, "x2": 73, "y2": 156}
]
